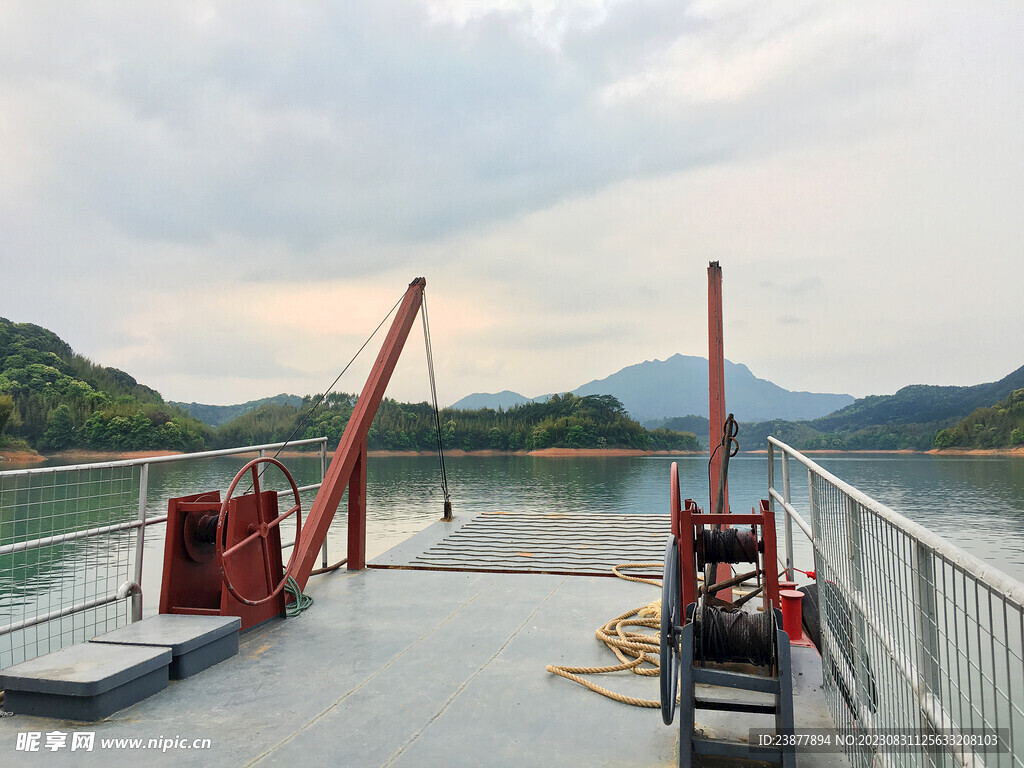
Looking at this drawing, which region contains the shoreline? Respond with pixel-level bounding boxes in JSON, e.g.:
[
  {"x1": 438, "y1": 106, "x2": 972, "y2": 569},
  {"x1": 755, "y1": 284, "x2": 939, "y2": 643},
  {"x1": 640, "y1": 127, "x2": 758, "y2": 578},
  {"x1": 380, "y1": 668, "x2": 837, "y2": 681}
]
[{"x1": 5, "y1": 445, "x2": 1024, "y2": 465}]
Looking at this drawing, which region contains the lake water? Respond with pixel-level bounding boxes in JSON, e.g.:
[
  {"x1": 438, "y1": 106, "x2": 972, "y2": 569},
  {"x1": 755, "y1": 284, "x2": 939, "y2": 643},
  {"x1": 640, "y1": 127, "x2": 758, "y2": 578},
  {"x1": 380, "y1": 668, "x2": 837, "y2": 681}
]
[
  {"x1": 124, "y1": 451, "x2": 1024, "y2": 598},
  {"x1": 2, "y1": 450, "x2": 1024, "y2": 659}
]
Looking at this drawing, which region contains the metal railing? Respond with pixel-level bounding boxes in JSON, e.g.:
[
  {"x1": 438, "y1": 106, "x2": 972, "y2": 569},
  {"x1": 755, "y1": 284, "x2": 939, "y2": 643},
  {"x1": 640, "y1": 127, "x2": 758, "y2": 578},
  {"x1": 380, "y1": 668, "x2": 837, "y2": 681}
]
[
  {"x1": 768, "y1": 437, "x2": 1023, "y2": 768},
  {"x1": 0, "y1": 439, "x2": 327, "y2": 670}
]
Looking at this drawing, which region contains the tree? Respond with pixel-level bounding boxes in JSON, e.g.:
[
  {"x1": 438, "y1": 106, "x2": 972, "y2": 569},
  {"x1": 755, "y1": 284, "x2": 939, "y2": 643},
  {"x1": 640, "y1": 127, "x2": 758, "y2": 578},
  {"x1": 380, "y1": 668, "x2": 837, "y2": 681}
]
[
  {"x1": 0, "y1": 393, "x2": 13, "y2": 434},
  {"x1": 566, "y1": 425, "x2": 586, "y2": 448},
  {"x1": 43, "y1": 404, "x2": 75, "y2": 449},
  {"x1": 529, "y1": 426, "x2": 552, "y2": 450},
  {"x1": 488, "y1": 427, "x2": 507, "y2": 450}
]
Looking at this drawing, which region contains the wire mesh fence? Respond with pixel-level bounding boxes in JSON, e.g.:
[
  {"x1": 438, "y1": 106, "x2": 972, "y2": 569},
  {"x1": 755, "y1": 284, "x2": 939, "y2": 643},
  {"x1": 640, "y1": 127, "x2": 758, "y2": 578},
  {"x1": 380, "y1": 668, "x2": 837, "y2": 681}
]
[
  {"x1": 769, "y1": 438, "x2": 1024, "y2": 768},
  {"x1": 0, "y1": 464, "x2": 140, "y2": 669}
]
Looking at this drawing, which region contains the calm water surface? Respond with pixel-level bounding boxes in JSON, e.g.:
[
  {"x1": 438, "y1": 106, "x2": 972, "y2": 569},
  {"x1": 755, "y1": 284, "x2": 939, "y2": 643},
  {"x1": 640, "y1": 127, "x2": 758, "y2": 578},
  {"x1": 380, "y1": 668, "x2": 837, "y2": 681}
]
[{"x1": 4, "y1": 451, "x2": 1024, "y2": 615}]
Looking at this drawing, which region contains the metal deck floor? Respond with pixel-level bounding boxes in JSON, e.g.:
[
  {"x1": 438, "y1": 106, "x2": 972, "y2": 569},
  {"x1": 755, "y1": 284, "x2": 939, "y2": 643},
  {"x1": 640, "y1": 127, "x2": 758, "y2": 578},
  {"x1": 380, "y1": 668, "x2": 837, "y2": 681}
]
[
  {"x1": 0, "y1": 517, "x2": 847, "y2": 767},
  {"x1": 372, "y1": 512, "x2": 670, "y2": 576}
]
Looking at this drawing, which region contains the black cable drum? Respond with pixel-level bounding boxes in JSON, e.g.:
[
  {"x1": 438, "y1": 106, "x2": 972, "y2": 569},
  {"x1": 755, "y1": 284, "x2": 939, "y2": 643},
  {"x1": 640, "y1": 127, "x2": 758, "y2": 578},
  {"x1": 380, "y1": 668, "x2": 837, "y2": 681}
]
[
  {"x1": 700, "y1": 528, "x2": 760, "y2": 565},
  {"x1": 694, "y1": 607, "x2": 775, "y2": 667}
]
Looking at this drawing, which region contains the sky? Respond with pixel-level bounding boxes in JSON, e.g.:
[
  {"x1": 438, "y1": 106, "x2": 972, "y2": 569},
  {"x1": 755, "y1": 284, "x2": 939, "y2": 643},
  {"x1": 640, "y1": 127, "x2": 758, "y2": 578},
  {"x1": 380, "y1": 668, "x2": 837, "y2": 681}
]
[{"x1": 3, "y1": 1, "x2": 1023, "y2": 408}]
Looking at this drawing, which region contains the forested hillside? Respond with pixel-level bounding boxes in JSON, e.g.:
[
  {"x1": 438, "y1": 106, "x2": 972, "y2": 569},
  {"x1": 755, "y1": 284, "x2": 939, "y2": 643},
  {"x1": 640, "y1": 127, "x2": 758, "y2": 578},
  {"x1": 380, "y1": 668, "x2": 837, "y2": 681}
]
[
  {"x1": 170, "y1": 394, "x2": 303, "y2": 427},
  {"x1": 1, "y1": 319, "x2": 698, "y2": 454},
  {"x1": 0, "y1": 319, "x2": 209, "y2": 452},
  {"x1": 651, "y1": 365, "x2": 1024, "y2": 452},
  {"x1": 933, "y1": 389, "x2": 1024, "y2": 449},
  {"x1": 217, "y1": 392, "x2": 698, "y2": 452}
]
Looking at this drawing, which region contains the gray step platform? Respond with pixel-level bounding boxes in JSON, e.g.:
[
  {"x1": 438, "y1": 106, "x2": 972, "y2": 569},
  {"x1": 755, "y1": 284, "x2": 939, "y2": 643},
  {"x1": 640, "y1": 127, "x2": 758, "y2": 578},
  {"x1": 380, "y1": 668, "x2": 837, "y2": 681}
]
[
  {"x1": 0, "y1": 642, "x2": 170, "y2": 721},
  {"x1": 90, "y1": 614, "x2": 241, "y2": 679}
]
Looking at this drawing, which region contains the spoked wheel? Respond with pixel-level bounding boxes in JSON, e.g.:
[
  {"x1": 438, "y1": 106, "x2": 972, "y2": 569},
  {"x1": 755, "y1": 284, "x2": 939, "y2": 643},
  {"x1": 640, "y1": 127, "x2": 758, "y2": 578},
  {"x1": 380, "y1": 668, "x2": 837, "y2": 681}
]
[
  {"x1": 216, "y1": 457, "x2": 302, "y2": 606},
  {"x1": 660, "y1": 533, "x2": 682, "y2": 725}
]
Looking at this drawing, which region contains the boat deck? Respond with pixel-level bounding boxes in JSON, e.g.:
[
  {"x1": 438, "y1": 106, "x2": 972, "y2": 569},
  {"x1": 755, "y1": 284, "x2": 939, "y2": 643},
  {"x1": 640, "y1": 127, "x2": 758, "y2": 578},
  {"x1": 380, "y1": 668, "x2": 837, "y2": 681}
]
[{"x1": 0, "y1": 515, "x2": 847, "y2": 767}]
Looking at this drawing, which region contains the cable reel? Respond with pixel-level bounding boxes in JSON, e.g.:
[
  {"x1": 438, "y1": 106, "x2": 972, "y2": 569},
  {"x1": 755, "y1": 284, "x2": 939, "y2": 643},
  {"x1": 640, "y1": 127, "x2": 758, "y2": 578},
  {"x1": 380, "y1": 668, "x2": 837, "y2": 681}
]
[{"x1": 660, "y1": 462, "x2": 795, "y2": 767}]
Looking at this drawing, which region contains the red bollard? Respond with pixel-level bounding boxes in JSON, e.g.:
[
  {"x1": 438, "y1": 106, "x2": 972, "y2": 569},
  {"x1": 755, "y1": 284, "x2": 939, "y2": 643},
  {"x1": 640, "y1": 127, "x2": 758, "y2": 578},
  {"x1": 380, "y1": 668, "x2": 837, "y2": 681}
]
[
  {"x1": 779, "y1": 589, "x2": 804, "y2": 642},
  {"x1": 779, "y1": 579, "x2": 798, "y2": 591}
]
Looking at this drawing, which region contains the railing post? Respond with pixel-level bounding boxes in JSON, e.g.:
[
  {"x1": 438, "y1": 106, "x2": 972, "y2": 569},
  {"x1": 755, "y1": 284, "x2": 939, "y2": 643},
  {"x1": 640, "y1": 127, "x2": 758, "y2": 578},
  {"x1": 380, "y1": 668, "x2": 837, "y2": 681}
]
[
  {"x1": 782, "y1": 450, "x2": 794, "y2": 582},
  {"x1": 807, "y1": 466, "x2": 819, "y2": 562},
  {"x1": 845, "y1": 495, "x2": 871, "y2": 728},
  {"x1": 913, "y1": 540, "x2": 941, "y2": 759},
  {"x1": 131, "y1": 463, "x2": 149, "y2": 622}
]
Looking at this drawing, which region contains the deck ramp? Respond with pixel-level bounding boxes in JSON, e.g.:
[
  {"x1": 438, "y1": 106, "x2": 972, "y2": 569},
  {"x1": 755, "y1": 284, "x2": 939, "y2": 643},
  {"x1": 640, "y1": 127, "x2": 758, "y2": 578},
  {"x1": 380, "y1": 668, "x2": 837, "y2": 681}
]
[{"x1": 371, "y1": 512, "x2": 670, "y2": 575}]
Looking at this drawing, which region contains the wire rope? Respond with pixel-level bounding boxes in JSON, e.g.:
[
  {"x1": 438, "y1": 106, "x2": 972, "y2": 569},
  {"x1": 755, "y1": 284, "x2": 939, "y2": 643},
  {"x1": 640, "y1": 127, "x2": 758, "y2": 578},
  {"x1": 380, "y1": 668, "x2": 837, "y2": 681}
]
[
  {"x1": 241, "y1": 290, "x2": 407, "y2": 494},
  {"x1": 421, "y1": 292, "x2": 452, "y2": 518}
]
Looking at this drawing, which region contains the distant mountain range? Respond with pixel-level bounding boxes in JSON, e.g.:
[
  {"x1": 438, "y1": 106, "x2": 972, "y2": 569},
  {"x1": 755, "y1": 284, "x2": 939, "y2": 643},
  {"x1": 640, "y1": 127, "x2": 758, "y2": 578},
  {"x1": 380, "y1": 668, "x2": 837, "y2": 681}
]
[
  {"x1": 169, "y1": 394, "x2": 303, "y2": 427},
  {"x1": 809, "y1": 364, "x2": 1024, "y2": 431},
  {"x1": 449, "y1": 390, "x2": 538, "y2": 411},
  {"x1": 450, "y1": 354, "x2": 854, "y2": 423}
]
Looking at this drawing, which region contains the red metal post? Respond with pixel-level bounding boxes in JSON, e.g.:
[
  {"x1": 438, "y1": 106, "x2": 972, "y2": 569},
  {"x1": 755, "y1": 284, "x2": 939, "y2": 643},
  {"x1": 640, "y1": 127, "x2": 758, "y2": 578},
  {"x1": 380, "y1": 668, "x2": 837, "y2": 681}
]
[
  {"x1": 780, "y1": 590, "x2": 804, "y2": 642},
  {"x1": 759, "y1": 498, "x2": 781, "y2": 612},
  {"x1": 291, "y1": 278, "x2": 426, "y2": 589},
  {"x1": 346, "y1": 439, "x2": 367, "y2": 570},
  {"x1": 707, "y1": 261, "x2": 729, "y2": 516},
  {"x1": 707, "y1": 262, "x2": 732, "y2": 600},
  {"x1": 679, "y1": 498, "x2": 700, "y2": 614}
]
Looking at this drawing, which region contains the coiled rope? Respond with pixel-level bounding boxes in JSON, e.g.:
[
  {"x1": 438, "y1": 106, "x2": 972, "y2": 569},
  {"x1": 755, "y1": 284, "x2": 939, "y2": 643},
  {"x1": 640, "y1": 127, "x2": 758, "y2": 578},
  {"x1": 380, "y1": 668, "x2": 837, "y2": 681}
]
[{"x1": 544, "y1": 563, "x2": 692, "y2": 708}]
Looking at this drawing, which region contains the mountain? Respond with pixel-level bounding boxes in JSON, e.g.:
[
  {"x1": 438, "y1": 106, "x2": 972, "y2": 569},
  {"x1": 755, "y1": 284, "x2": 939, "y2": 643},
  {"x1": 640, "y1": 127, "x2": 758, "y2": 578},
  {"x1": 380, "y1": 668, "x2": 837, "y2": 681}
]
[
  {"x1": 572, "y1": 354, "x2": 853, "y2": 423},
  {"x1": 810, "y1": 364, "x2": 1024, "y2": 432},
  {"x1": 448, "y1": 390, "x2": 537, "y2": 411},
  {"x1": 451, "y1": 355, "x2": 853, "y2": 423},
  {"x1": 170, "y1": 394, "x2": 303, "y2": 427}
]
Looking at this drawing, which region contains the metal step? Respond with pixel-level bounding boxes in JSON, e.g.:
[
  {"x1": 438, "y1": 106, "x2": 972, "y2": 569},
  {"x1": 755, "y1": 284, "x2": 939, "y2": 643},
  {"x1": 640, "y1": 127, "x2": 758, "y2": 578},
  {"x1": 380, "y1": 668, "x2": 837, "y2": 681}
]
[{"x1": 90, "y1": 614, "x2": 241, "y2": 680}]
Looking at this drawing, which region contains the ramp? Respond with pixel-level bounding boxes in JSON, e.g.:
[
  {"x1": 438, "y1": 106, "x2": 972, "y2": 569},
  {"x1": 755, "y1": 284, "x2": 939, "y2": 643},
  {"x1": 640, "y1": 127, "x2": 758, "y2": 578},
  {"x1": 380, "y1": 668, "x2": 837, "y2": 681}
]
[{"x1": 371, "y1": 512, "x2": 669, "y2": 576}]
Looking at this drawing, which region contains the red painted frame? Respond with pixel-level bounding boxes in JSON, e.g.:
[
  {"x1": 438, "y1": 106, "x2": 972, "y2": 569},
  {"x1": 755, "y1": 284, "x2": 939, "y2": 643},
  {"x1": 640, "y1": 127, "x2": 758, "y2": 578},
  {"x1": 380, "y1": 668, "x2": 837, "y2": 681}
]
[{"x1": 291, "y1": 278, "x2": 427, "y2": 589}]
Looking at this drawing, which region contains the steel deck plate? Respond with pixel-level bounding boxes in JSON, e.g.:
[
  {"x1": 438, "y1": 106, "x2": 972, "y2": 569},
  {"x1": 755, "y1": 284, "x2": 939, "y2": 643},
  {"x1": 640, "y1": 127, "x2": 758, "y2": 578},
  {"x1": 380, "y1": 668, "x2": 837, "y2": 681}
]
[{"x1": 0, "y1": 567, "x2": 846, "y2": 767}]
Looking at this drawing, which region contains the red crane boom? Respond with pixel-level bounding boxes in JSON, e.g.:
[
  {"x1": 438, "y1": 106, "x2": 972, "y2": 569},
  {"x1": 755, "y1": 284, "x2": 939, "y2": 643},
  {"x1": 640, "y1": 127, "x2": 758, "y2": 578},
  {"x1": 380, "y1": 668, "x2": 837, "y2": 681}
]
[{"x1": 291, "y1": 277, "x2": 427, "y2": 590}]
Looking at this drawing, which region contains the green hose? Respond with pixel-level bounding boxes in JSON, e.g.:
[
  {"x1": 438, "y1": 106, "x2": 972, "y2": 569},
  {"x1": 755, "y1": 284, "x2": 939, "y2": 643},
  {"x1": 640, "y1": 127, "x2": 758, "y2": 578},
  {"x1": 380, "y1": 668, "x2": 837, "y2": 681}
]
[{"x1": 284, "y1": 576, "x2": 313, "y2": 617}]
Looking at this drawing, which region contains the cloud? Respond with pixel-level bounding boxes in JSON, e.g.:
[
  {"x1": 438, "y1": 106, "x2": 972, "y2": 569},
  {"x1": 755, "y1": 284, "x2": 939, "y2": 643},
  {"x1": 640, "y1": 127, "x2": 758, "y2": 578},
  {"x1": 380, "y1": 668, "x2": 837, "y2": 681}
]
[
  {"x1": 3, "y1": 1, "x2": 915, "y2": 261},
  {"x1": 3, "y1": 0, "x2": 1024, "y2": 407}
]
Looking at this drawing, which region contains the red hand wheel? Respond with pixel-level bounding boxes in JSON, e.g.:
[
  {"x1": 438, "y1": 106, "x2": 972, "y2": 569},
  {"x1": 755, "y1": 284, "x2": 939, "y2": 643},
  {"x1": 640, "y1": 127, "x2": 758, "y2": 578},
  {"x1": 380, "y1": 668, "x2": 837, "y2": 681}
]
[{"x1": 216, "y1": 457, "x2": 302, "y2": 606}]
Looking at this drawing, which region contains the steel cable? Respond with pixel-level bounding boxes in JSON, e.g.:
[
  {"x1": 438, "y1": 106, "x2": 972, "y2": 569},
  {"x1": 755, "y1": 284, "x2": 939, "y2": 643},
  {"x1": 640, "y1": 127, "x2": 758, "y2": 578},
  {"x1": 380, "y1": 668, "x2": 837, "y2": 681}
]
[{"x1": 421, "y1": 293, "x2": 452, "y2": 518}]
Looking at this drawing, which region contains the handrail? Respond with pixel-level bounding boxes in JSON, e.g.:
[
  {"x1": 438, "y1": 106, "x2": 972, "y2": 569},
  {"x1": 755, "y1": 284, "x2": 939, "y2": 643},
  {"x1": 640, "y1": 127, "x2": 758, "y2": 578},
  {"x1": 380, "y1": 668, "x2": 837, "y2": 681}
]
[
  {"x1": 768, "y1": 436, "x2": 1024, "y2": 609},
  {"x1": 767, "y1": 437, "x2": 1021, "y2": 767},
  {"x1": 0, "y1": 437, "x2": 328, "y2": 478}
]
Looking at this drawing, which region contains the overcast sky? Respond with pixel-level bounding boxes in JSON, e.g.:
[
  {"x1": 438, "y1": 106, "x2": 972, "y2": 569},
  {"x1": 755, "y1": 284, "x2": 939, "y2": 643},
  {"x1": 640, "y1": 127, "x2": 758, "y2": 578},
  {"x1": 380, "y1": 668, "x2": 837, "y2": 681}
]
[{"x1": 3, "y1": 1, "x2": 1022, "y2": 407}]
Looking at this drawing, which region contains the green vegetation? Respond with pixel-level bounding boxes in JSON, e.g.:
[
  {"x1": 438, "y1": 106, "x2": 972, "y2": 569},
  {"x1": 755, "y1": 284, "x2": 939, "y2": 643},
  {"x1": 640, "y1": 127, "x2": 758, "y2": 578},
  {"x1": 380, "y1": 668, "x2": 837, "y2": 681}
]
[
  {"x1": 169, "y1": 394, "x2": 303, "y2": 428},
  {"x1": 0, "y1": 318, "x2": 210, "y2": 452},
  {"x1": 933, "y1": 389, "x2": 1024, "y2": 449},
  {"x1": 1, "y1": 318, "x2": 698, "y2": 455},
  {"x1": 211, "y1": 392, "x2": 698, "y2": 452}
]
